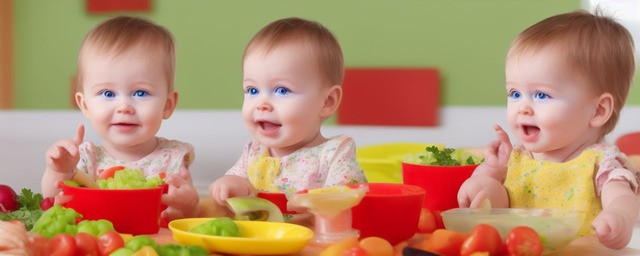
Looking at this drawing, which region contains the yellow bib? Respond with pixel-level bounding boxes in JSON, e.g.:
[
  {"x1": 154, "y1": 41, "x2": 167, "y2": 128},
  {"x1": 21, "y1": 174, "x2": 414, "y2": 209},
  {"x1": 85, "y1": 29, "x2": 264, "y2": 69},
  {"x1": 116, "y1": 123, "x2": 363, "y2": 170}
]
[
  {"x1": 246, "y1": 151, "x2": 281, "y2": 192},
  {"x1": 504, "y1": 149, "x2": 602, "y2": 236}
]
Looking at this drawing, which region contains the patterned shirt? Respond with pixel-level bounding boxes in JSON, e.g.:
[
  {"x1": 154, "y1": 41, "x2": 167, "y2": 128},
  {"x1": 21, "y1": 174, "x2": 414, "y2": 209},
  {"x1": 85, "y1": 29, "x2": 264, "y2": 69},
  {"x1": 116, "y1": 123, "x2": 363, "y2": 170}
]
[
  {"x1": 226, "y1": 134, "x2": 367, "y2": 196},
  {"x1": 77, "y1": 137, "x2": 195, "y2": 178}
]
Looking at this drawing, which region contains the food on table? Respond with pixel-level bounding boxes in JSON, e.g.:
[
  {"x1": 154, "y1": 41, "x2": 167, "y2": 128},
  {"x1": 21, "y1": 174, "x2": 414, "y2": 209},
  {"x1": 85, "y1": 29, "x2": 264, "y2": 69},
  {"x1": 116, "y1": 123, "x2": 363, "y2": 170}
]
[
  {"x1": 405, "y1": 146, "x2": 482, "y2": 166},
  {"x1": 109, "y1": 234, "x2": 208, "y2": 256},
  {"x1": 0, "y1": 188, "x2": 45, "y2": 230},
  {"x1": 39, "y1": 197, "x2": 54, "y2": 211},
  {"x1": 72, "y1": 170, "x2": 98, "y2": 188},
  {"x1": 505, "y1": 226, "x2": 543, "y2": 256},
  {"x1": 76, "y1": 219, "x2": 116, "y2": 237},
  {"x1": 0, "y1": 184, "x2": 18, "y2": 212},
  {"x1": 460, "y1": 224, "x2": 504, "y2": 256},
  {"x1": 31, "y1": 205, "x2": 82, "y2": 238},
  {"x1": 226, "y1": 196, "x2": 284, "y2": 222},
  {"x1": 189, "y1": 217, "x2": 241, "y2": 237}
]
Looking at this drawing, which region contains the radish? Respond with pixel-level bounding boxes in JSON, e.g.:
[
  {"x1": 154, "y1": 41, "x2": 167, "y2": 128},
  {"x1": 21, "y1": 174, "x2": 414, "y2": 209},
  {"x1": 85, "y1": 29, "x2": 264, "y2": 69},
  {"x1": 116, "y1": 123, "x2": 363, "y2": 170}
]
[{"x1": 0, "y1": 184, "x2": 18, "y2": 212}]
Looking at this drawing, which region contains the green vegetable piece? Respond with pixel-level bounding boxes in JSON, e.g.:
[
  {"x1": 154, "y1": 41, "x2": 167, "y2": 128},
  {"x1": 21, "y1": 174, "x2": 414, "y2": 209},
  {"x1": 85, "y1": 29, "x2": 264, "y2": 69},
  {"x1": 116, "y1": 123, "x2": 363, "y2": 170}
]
[
  {"x1": 109, "y1": 248, "x2": 134, "y2": 256},
  {"x1": 189, "y1": 217, "x2": 241, "y2": 237},
  {"x1": 17, "y1": 188, "x2": 43, "y2": 210},
  {"x1": 125, "y1": 235, "x2": 159, "y2": 252},
  {"x1": 77, "y1": 219, "x2": 115, "y2": 237},
  {"x1": 63, "y1": 180, "x2": 81, "y2": 187},
  {"x1": 158, "y1": 244, "x2": 209, "y2": 256},
  {"x1": 31, "y1": 205, "x2": 82, "y2": 238}
]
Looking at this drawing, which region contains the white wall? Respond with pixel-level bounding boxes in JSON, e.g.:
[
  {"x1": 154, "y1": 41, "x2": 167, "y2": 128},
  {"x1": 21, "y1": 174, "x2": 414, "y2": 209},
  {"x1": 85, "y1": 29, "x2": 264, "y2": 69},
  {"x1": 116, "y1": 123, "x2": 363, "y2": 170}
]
[{"x1": 2, "y1": 107, "x2": 639, "y2": 196}]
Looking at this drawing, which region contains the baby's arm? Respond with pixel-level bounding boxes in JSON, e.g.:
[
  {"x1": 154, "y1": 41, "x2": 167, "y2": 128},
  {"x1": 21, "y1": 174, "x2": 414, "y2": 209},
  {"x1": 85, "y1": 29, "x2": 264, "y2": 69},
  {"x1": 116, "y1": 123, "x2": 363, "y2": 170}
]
[
  {"x1": 41, "y1": 124, "x2": 84, "y2": 197},
  {"x1": 161, "y1": 164, "x2": 200, "y2": 220},
  {"x1": 592, "y1": 180, "x2": 639, "y2": 249},
  {"x1": 457, "y1": 124, "x2": 512, "y2": 208}
]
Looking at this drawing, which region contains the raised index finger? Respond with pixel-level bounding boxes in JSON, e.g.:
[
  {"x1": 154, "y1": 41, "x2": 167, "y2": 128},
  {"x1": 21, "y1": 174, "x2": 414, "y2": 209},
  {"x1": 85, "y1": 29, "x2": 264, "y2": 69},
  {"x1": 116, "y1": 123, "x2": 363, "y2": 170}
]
[{"x1": 74, "y1": 123, "x2": 85, "y2": 145}]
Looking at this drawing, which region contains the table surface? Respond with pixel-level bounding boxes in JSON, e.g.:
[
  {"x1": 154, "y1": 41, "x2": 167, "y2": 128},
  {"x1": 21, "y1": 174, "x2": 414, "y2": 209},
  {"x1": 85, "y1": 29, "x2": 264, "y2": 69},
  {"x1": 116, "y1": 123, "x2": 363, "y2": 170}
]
[{"x1": 149, "y1": 227, "x2": 640, "y2": 256}]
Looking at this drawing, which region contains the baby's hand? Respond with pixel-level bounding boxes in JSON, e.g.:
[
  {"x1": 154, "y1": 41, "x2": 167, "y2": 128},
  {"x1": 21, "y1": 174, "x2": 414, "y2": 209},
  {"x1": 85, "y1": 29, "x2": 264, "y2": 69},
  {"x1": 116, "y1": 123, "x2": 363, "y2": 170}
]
[
  {"x1": 457, "y1": 175, "x2": 508, "y2": 208},
  {"x1": 474, "y1": 125, "x2": 512, "y2": 180},
  {"x1": 209, "y1": 175, "x2": 256, "y2": 206},
  {"x1": 592, "y1": 209, "x2": 633, "y2": 249},
  {"x1": 161, "y1": 167, "x2": 200, "y2": 221},
  {"x1": 46, "y1": 124, "x2": 84, "y2": 174}
]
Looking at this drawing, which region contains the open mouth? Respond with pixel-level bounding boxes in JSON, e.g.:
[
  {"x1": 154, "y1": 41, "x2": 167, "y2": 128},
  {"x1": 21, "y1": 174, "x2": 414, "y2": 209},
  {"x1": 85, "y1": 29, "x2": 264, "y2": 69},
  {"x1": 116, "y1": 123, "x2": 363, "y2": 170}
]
[
  {"x1": 522, "y1": 125, "x2": 540, "y2": 136},
  {"x1": 257, "y1": 121, "x2": 281, "y2": 131}
]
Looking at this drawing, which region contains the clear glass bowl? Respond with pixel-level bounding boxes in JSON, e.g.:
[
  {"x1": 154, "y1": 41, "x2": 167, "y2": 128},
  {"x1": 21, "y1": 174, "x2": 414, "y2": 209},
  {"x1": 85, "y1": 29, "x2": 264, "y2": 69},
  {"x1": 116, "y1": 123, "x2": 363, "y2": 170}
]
[{"x1": 441, "y1": 208, "x2": 581, "y2": 252}]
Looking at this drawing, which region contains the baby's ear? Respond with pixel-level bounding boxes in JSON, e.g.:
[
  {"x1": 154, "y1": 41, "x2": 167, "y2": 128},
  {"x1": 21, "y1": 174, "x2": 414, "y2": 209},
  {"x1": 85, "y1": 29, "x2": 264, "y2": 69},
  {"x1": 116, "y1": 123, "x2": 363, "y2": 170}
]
[
  {"x1": 320, "y1": 85, "x2": 342, "y2": 119},
  {"x1": 75, "y1": 92, "x2": 90, "y2": 118},
  {"x1": 163, "y1": 91, "x2": 179, "y2": 119},
  {"x1": 590, "y1": 93, "x2": 613, "y2": 128}
]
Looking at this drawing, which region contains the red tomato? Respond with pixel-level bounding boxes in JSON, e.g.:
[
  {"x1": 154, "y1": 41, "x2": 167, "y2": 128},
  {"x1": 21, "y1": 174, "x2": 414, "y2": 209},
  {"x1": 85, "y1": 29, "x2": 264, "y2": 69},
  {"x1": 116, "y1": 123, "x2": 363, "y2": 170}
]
[
  {"x1": 48, "y1": 233, "x2": 76, "y2": 256},
  {"x1": 97, "y1": 231, "x2": 125, "y2": 256},
  {"x1": 417, "y1": 208, "x2": 437, "y2": 233},
  {"x1": 460, "y1": 224, "x2": 504, "y2": 256},
  {"x1": 505, "y1": 226, "x2": 543, "y2": 256},
  {"x1": 74, "y1": 232, "x2": 99, "y2": 256},
  {"x1": 343, "y1": 246, "x2": 367, "y2": 256}
]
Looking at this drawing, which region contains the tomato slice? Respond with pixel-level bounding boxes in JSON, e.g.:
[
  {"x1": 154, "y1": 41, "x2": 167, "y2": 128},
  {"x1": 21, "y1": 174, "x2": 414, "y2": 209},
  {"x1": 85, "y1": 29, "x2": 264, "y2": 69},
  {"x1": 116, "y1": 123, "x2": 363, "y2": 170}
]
[
  {"x1": 460, "y1": 224, "x2": 504, "y2": 256},
  {"x1": 97, "y1": 231, "x2": 125, "y2": 256},
  {"x1": 48, "y1": 233, "x2": 76, "y2": 256},
  {"x1": 505, "y1": 226, "x2": 543, "y2": 256},
  {"x1": 98, "y1": 166, "x2": 125, "y2": 180}
]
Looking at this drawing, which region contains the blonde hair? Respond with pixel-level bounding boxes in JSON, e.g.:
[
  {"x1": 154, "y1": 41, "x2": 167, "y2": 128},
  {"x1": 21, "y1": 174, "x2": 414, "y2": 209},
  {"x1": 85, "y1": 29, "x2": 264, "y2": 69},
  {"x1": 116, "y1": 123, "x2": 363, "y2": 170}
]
[
  {"x1": 242, "y1": 17, "x2": 344, "y2": 86},
  {"x1": 508, "y1": 10, "x2": 635, "y2": 136},
  {"x1": 77, "y1": 16, "x2": 176, "y2": 91}
]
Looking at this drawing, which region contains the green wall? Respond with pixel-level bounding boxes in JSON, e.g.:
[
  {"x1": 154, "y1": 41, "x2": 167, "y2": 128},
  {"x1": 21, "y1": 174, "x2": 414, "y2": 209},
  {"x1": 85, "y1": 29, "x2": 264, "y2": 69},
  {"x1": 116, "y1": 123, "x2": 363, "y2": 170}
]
[{"x1": 16, "y1": 0, "x2": 636, "y2": 109}]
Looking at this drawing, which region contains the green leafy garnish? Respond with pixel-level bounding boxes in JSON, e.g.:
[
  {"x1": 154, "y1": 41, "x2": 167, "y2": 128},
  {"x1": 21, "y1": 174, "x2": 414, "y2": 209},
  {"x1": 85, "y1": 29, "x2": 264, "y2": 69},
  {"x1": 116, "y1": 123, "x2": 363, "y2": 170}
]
[
  {"x1": 0, "y1": 188, "x2": 44, "y2": 230},
  {"x1": 406, "y1": 146, "x2": 483, "y2": 166}
]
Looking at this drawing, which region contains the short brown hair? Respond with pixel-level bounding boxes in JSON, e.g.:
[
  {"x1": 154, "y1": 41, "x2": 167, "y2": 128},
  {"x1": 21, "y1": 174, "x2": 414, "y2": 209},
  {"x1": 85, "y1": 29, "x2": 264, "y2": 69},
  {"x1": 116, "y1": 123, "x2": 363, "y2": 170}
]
[
  {"x1": 507, "y1": 10, "x2": 635, "y2": 136},
  {"x1": 242, "y1": 17, "x2": 344, "y2": 86},
  {"x1": 77, "y1": 16, "x2": 176, "y2": 90}
]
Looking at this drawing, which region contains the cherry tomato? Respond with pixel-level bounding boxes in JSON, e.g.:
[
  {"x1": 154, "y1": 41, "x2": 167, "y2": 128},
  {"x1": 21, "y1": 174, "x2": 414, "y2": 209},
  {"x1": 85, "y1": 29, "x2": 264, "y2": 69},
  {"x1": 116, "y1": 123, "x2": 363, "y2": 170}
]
[
  {"x1": 359, "y1": 236, "x2": 393, "y2": 256},
  {"x1": 97, "y1": 231, "x2": 125, "y2": 256},
  {"x1": 75, "y1": 232, "x2": 99, "y2": 256},
  {"x1": 343, "y1": 246, "x2": 367, "y2": 256},
  {"x1": 48, "y1": 233, "x2": 76, "y2": 256},
  {"x1": 505, "y1": 226, "x2": 543, "y2": 256},
  {"x1": 460, "y1": 224, "x2": 504, "y2": 256},
  {"x1": 417, "y1": 208, "x2": 437, "y2": 234}
]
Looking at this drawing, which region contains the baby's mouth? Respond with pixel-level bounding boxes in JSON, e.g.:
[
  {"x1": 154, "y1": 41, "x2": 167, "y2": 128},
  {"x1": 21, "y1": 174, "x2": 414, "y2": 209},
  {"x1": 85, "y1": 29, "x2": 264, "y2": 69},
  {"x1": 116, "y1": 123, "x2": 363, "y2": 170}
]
[
  {"x1": 522, "y1": 125, "x2": 540, "y2": 136},
  {"x1": 257, "y1": 121, "x2": 281, "y2": 131}
]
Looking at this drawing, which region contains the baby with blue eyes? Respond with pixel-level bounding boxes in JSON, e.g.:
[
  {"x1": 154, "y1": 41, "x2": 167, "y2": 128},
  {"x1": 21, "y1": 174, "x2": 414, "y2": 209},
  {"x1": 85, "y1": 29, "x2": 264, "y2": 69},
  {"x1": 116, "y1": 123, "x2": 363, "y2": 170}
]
[
  {"x1": 209, "y1": 17, "x2": 367, "y2": 217},
  {"x1": 42, "y1": 16, "x2": 200, "y2": 221}
]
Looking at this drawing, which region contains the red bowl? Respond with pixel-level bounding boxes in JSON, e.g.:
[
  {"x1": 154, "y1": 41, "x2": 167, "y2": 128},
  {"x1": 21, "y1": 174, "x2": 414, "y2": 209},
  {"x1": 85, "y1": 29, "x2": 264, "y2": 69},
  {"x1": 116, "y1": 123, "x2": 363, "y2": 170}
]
[
  {"x1": 257, "y1": 192, "x2": 297, "y2": 214},
  {"x1": 349, "y1": 183, "x2": 425, "y2": 245},
  {"x1": 61, "y1": 183, "x2": 168, "y2": 235}
]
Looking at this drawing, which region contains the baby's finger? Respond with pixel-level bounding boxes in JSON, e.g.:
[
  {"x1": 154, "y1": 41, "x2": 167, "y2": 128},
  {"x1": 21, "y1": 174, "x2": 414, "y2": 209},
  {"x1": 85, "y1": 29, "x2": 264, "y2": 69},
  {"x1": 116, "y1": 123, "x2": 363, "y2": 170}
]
[
  {"x1": 74, "y1": 123, "x2": 85, "y2": 145},
  {"x1": 178, "y1": 166, "x2": 192, "y2": 181},
  {"x1": 469, "y1": 191, "x2": 488, "y2": 208},
  {"x1": 494, "y1": 125, "x2": 512, "y2": 148},
  {"x1": 46, "y1": 146, "x2": 63, "y2": 160}
]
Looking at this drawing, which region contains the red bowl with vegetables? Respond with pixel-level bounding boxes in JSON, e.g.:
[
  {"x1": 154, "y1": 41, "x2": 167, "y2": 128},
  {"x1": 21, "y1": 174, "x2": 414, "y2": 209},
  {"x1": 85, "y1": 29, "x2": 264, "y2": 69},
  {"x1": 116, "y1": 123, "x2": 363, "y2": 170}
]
[
  {"x1": 349, "y1": 183, "x2": 425, "y2": 245},
  {"x1": 60, "y1": 182, "x2": 168, "y2": 235}
]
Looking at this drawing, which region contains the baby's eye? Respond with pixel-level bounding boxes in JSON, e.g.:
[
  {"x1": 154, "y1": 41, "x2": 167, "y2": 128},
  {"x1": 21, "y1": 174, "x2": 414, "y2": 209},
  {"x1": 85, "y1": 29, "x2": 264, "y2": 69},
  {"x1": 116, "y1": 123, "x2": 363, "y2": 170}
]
[
  {"x1": 100, "y1": 90, "x2": 116, "y2": 98},
  {"x1": 534, "y1": 92, "x2": 550, "y2": 100},
  {"x1": 508, "y1": 90, "x2": 521, "y2": 100},
  {"x1": 274, "y1": 87, "x2": 290, "y2": 96},
  {"x1": 246, "y1": 87, "x2": 259, "y2": 96},
  {"x1": 132, "y1": 90, "x2": 149, "y2": 98}
]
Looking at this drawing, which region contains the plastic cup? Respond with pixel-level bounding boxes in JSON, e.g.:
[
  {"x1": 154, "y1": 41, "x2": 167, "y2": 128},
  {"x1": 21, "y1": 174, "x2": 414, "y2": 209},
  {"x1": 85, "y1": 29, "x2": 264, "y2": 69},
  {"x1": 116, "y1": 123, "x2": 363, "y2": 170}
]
[
  {"x1": 349, "y1": 183, "x2": 425, "y2": 245},
  {"x1": 61, "y1": 183, "x2": 168, "y2": 235}
]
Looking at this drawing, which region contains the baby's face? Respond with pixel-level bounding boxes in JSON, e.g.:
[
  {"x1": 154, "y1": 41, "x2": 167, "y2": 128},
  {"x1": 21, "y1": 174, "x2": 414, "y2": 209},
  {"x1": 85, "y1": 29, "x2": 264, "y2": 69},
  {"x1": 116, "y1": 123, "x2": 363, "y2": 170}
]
[
  {"x1": 505, "y1": 45, "x2": 601, "y2": 158},
  {"x1": 76, "y1": 48, "x2": 175, "y2": 151},
  {"x1": 241, "y1": 43, "x2": 329, "y2": 157}
]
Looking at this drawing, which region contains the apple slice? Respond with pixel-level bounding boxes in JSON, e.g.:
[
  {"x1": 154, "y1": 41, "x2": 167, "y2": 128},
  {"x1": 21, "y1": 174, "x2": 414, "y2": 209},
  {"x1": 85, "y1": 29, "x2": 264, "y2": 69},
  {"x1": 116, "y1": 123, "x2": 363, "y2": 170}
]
[{"x1": 226, "y1": 197, "x2": 284, "y2": 222}]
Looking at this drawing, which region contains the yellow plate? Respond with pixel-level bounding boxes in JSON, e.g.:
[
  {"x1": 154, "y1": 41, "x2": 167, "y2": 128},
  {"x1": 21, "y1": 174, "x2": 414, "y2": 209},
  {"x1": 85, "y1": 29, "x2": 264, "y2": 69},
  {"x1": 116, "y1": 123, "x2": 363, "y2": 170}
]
[{"x1": 168, "y1": 218, "x2": 314, "y2": 255}]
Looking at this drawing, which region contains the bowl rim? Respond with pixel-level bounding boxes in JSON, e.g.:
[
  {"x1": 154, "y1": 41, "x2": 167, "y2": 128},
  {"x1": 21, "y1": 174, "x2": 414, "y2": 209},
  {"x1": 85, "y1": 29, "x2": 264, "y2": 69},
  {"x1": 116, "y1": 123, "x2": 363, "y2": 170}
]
[
  {"x1": 60, "y1": 182, "x2": 168, "y2": 192},
  {"x1": 348, "y1": 183, "x2": 425, "y2": 198},
  {"x1": 441, "y1": 207, "x2": 581, "y2": 217}
]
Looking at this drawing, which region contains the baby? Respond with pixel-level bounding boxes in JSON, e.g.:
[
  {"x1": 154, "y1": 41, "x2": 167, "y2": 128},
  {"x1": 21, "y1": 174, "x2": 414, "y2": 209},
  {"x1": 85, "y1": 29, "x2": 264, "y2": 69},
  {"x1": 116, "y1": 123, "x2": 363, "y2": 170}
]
[
  {"x1": 457, "y1": 10, "x2": 639, "y2": 249},
  {"x1": 209, "y1": 17, "x2": 367, "y2": 209},
  {"x1": 41, "y1": 16, "x2": 199, "y2": 221}
]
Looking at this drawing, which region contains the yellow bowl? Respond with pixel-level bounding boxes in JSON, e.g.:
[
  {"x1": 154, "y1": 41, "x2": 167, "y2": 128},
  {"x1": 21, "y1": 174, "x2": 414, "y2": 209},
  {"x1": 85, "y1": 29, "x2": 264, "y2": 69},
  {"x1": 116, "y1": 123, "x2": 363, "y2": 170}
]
[
  {"x1": 168, "y1": 218, "x2": 313, "y2": 255},
  {"x1": 357, "y1": 143, "x2": 442, "y2": 183}
]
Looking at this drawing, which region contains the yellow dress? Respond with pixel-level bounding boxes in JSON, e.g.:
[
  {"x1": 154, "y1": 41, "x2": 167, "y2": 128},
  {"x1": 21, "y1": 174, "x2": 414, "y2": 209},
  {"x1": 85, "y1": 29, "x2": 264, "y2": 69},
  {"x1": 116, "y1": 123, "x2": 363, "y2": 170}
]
[{"x1": 504, "y1": 148, "x2": 602, "y2": 236}]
